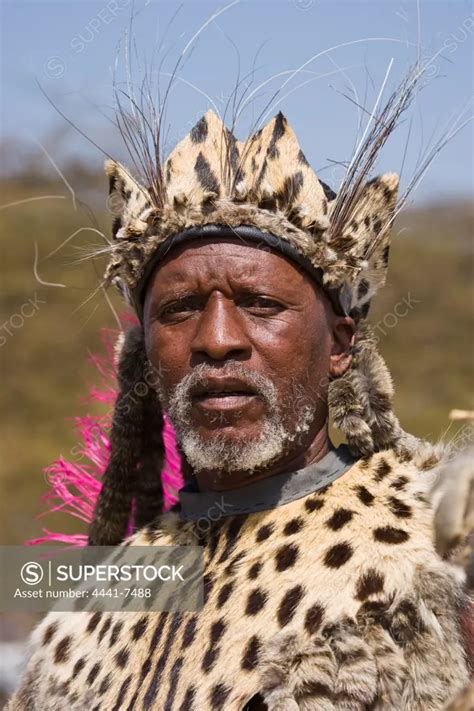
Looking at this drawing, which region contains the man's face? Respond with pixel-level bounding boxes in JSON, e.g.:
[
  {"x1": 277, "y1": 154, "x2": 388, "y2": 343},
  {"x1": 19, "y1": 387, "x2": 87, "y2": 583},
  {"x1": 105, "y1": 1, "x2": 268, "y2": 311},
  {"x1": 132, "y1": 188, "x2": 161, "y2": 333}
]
[{"x1": 143, "y1": 238, "x2": 354, "y2": 475}]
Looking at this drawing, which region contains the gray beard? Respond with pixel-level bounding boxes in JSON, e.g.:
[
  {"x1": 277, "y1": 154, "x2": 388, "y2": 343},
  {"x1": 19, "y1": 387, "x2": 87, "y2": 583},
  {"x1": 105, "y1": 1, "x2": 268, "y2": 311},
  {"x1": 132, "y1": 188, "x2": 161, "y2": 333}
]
[{"x1": 157, "y1": 362, "x2": 316, "y2": 474}]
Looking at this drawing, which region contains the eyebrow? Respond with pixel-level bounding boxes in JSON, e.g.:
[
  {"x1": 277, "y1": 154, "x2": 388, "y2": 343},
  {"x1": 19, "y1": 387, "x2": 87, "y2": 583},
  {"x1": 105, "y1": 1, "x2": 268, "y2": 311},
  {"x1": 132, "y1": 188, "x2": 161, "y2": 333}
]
[{"x1": 150, "y1": 258, "x2": 308, "y2": 303}]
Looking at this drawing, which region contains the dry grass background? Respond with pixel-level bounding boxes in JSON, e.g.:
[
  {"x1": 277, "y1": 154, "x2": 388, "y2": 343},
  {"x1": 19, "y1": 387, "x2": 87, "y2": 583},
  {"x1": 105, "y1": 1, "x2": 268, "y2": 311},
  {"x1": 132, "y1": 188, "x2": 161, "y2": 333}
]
[{"x1": 0, "y1": 167, "x2": 473, "y2": 546}]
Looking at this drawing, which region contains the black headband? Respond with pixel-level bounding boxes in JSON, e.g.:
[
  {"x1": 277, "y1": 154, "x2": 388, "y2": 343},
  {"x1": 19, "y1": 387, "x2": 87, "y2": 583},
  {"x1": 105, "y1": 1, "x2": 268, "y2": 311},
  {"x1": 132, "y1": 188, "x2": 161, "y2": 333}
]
[{"x1": 132, "y1": 224, "x2": 351, "y2": 319}]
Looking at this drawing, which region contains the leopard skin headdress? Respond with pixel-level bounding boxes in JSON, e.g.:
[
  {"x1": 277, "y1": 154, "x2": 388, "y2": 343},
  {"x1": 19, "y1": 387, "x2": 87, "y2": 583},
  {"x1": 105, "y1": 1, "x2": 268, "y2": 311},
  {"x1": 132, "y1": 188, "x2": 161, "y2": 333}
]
[
  {"x1": 89, "y1": 108, "x2": 418, "y2": 545},
  {"x1": 105, "y1": 109, "x2": 397, "y2": 322}
]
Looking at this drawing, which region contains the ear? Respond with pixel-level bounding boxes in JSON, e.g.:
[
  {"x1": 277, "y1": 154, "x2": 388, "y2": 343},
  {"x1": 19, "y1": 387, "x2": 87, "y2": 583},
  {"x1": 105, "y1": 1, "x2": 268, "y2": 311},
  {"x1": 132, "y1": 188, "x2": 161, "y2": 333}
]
[
  {"x1": 329, "y1": 316, "x2": 356, "y2": 377},
  {"x1": 104, "y1": 160, "x2": 153, "y2": 238}
]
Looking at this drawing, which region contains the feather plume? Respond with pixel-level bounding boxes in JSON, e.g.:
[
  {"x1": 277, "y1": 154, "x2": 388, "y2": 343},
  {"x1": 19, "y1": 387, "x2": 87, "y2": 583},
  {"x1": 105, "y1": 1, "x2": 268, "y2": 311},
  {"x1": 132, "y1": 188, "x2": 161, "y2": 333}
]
[{"x1": 26, "y1": 326, "x2": 184, "y2": 547}]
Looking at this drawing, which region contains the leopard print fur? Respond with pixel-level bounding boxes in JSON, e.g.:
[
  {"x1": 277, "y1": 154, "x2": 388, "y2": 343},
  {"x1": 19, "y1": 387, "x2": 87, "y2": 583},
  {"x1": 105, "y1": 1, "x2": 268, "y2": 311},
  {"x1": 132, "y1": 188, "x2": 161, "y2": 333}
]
[{"x1": 8, "y1": 449, "x2": 470, "y2": 710}]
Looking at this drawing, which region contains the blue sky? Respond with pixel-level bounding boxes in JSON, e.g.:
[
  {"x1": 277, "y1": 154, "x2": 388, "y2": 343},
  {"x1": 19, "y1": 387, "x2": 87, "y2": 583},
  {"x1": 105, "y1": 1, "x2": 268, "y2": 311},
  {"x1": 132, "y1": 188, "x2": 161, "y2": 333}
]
[{"x1": 1, "y1": 0, "x2": 473, "y2": 204}]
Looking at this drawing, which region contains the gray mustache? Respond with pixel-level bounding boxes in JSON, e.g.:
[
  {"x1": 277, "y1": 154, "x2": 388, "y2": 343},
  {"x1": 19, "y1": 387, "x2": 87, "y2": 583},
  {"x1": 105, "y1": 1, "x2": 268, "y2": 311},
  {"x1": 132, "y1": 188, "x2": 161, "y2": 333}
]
[{"x1": 177, "y1": 363, "x2": 277, "y2": 405}]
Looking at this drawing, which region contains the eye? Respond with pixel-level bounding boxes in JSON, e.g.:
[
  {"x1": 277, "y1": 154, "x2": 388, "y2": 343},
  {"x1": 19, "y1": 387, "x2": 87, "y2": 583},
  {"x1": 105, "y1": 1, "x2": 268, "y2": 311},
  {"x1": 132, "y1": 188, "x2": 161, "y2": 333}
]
[
  {"x1": 239, "y1": 295, "x2": 285, "y2": 315},
  {"x1": 159, "y1": 296, "x2": 201, "y2": 321}
]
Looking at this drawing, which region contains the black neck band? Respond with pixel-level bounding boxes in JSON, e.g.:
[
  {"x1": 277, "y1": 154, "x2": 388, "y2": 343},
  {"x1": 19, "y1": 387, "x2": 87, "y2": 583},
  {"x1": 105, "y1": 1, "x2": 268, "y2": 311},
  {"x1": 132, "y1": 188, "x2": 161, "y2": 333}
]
[{"x1": 178, "y1": 444, "x2": 356, "y2": 520}]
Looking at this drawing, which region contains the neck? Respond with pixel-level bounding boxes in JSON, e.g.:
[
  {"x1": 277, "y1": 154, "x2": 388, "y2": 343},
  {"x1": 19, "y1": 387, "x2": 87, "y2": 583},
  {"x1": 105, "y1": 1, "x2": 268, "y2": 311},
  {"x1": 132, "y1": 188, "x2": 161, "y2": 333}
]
[{"x1": 194, "y1": 422, "x2": 332, "y2": 492}]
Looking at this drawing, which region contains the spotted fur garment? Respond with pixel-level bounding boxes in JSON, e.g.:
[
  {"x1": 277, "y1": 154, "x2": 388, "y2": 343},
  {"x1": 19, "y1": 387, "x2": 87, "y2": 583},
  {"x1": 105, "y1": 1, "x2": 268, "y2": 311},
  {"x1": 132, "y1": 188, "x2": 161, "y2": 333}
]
[{"x1": 8, "y1": 448, "x2": 471, "y2": 710}]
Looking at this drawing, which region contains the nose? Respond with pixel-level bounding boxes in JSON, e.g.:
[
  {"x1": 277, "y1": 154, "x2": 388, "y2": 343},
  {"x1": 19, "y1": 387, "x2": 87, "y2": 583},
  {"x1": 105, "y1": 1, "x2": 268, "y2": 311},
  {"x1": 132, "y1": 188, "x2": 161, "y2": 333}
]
[{"x1": 191, "y1": 292, "x2": 251, "y2": 363}]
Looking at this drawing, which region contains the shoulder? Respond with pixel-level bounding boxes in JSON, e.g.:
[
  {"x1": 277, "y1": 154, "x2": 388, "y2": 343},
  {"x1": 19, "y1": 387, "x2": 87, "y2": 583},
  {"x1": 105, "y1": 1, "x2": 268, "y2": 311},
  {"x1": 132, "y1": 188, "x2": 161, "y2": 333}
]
[
  {"x1": 307, "y1": 443, "x2": 468, "y2": 605},
  {"x1": 321, "y1": 444, "x2": 443, "y2": 550},
  {"x1": 257, "y1": 445, "x2": 471, "y2": 709},
  {"x1": 8, "y1": 510, "x2": 195, "y2": 703}
]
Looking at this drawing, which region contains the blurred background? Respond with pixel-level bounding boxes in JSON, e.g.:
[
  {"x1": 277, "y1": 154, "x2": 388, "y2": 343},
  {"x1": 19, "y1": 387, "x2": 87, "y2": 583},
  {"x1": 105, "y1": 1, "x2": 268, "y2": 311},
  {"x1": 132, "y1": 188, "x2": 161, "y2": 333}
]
[{"x1": 0, "y1": 0, "x2": 473, "y2": 701}]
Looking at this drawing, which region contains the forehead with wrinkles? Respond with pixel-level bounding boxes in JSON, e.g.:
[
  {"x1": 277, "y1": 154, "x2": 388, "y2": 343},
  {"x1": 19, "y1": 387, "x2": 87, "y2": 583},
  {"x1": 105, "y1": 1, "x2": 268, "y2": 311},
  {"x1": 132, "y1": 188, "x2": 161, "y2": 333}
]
[{"x1": 145, "y1": 238, "x2": 316, "y2": 301}]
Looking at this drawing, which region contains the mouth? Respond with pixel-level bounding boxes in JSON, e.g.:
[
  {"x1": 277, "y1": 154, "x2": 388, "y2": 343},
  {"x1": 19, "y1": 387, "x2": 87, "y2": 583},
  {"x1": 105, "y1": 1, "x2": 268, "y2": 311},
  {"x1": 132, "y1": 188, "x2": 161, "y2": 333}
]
[{"x1": 191, "y1": 377, "x2": 259, "y2": 412}]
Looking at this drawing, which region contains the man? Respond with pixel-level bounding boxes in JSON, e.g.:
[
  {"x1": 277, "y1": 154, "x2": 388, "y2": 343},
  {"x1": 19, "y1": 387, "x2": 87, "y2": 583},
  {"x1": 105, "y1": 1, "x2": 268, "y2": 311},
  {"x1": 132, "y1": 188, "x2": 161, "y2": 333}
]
[{"x1": 9, "y1": 110, "x2": 471, "y2": 709}]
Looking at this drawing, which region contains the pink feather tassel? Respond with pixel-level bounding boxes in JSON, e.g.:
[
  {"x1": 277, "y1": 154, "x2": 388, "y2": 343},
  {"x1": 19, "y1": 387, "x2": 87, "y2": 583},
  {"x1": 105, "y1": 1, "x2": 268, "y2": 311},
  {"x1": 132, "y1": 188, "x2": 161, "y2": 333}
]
[{"x1": 26, "y1": 326, "x2": 184, "y2": 547}]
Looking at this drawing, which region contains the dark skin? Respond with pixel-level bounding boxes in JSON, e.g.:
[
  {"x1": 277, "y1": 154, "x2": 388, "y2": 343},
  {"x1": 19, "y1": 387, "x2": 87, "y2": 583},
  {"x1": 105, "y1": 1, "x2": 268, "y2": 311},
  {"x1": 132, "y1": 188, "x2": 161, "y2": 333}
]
[{"x1": 144, "y1": 238, "x2": 355, "y2": 492}]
